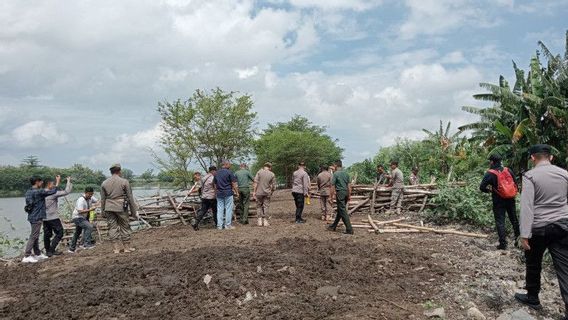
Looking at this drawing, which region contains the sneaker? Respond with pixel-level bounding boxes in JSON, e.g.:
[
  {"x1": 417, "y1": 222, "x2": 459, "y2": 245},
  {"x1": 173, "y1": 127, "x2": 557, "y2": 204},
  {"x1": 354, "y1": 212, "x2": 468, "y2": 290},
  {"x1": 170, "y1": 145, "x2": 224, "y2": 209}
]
[
  {"x1": 46, "y1": 251, "x2": 54, "y2": 258},
  {"x1": 327, "y1": 225, "x2": 337, "y2": 232},
  {"x1": 263, "y1": 218, "x2": 270, "y2": 227},
  {"x1": 343, "y1": 230, "x2": 354, "y2": 235},
  {"x1": 51, "y1": 250, "x2": 63, "y2": 256},
  {"x1": 35, "y1": 254, "x2": 49, "y2": 260},
  {"x1": 295, "y1": 219, "x2": 306, "y2": 224},
  {"x1": 257, "y1": 218, "x2": 263, "y2": 226},
  {"x1": 514, "y1": 293, "x2": 543, "y2": 310},
  {"x1": 225, "y1": 225, "x2": 236, "y2": 230},
  {"x1": 22, "y1": 256, "x2": 38, "y2": 263},
  {"x1": 67, "y1": 249, "x2": 76, "y2": 254}
]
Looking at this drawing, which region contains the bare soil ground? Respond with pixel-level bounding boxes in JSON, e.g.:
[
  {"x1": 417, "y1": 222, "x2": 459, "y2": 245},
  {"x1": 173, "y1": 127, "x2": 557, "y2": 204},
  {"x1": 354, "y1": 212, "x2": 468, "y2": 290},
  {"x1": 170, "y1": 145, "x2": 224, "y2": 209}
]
[{"x1": 0, "y1": 190, "x2": 564, "y2": 319}]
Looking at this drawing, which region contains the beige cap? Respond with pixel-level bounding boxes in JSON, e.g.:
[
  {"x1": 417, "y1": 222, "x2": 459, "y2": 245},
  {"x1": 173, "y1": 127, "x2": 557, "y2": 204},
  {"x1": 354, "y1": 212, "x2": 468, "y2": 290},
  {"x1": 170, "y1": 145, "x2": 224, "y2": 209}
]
[{"x1": 110, "y1": 163, "x2": 121, "y2": 170}]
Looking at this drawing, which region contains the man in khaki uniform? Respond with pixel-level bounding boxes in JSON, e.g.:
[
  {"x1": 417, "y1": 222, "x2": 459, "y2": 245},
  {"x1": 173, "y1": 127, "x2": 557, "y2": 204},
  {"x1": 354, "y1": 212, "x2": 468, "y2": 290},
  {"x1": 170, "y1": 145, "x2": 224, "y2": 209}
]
[
  {"x1": 101, "y1": 163, "x2": 137, "y2": 253},
  {"x1": 317, "y1": 165, "x2": 332, "y2": 221},
  {"x1": 387, "y1": 160, "x2": 404, "y2": 214},
  {"x1": 292, "y1": 161, "x2": 310, "y2": 224},
  {"x1": 253, "y1": 163, "x2": 276, "y2": 227}
]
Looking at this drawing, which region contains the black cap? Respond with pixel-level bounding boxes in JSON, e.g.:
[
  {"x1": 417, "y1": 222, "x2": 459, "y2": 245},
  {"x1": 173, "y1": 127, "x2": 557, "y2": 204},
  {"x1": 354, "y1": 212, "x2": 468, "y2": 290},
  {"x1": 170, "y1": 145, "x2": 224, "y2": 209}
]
[
  {"x1": 488, "y1": 154, "x2": 502, "y2": 162},
  {"x1": 529, "y1": 144, "x2": 552, "y2": 155}
]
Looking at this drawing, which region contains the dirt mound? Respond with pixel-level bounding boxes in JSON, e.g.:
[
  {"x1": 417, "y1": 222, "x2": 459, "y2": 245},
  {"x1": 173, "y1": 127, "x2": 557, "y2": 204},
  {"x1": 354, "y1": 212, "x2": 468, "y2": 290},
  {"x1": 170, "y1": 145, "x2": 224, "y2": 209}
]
[{"x1": 1, "y1": 236, "x2": 452, "y2": 319}]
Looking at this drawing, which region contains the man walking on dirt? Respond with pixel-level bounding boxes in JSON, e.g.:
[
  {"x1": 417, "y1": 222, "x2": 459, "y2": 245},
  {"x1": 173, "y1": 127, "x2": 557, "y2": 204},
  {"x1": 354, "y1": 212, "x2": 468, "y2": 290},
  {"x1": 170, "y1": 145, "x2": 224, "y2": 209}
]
[
  {"x1": 514, "y1": 144, "x2": 568, "y2": 318},
  {"x1": 317, "y1": 165, "x2": 332, "y2": 221},
  {"x1": 327, "y1": 160, "x2": 353, "y2": 235},
  {"x1": 292, "y1": 161, "x2": 310, "y2": 224},
  {"x1": 253, "y1": 162, "x2": 276, "y2": 227},
  {"x1": 387, "y1": 160, "x2": 404, "y2": 215},
  {"x1": 235, "y1": 163, "x2": 254, "y2": 225},
  {"x1": 480, "y1": 154, "x2": 520, "y2": 250},
  {"x1": 68, "y1": 187, "x2": 98, "y2": 253},
  {"x1": 192, "y1": 166, "x2": 217, "y2": 230},
  {"x1": 44, "y1": 176, "x2": 72, "y2": 256},
  {"x1": 101, "y1": 163, "x2": 138, "y2": 253},
  {"x1": 22, "y1": 176, "x2": 59, "y2": 263},
  {"x1": 214, "y1": 160, "x2": 239, "y2": 230}
]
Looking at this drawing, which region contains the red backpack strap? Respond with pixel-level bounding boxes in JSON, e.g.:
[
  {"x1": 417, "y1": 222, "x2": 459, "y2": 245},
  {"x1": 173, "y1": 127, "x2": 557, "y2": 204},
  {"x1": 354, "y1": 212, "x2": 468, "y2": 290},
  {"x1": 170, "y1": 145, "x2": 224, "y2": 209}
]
[{"x1": 487, "y1": 169, "x2": 499, "y2": 175}]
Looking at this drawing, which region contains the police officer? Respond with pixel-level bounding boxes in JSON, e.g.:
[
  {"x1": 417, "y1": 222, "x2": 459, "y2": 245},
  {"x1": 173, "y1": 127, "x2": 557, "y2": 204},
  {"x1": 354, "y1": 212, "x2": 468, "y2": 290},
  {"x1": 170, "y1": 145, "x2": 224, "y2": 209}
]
[{"x1": 514, "y1": 144, "x2": 568, "y2": 319}]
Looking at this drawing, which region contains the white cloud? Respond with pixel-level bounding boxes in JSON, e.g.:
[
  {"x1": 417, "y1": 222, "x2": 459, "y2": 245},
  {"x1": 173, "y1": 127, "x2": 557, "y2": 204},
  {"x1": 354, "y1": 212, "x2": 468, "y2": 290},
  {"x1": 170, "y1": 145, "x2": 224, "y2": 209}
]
[
  {"x1": 84, "y1": 123, "x2": 163, "y2": 168},
  {"x1": 288, "y1": 0, "x2": 382, "y2": 11},
  {"x1": 235, "y1": 66, "x2": 259, "y2": 79},
  {"x1": 398, "y1": 0, "x2": 499, "y2": 40},
  {"x1": 11, "y1": 120, "x2": 69, "y2": 147}
]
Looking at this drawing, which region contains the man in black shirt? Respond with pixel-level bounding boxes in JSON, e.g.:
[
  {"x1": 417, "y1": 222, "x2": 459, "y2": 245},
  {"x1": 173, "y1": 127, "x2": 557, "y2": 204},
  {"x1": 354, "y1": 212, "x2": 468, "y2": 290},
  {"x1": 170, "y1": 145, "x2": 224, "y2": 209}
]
[{"x1": 480, "y1": 154, "x2": 520, "y2": 250}]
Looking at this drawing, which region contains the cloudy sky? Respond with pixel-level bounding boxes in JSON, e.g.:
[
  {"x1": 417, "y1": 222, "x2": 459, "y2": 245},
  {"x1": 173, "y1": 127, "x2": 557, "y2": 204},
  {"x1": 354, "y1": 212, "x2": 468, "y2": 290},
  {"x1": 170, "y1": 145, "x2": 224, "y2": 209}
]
[{"x1": 0, "y1": 0, "x2": 566, "y2": 173}]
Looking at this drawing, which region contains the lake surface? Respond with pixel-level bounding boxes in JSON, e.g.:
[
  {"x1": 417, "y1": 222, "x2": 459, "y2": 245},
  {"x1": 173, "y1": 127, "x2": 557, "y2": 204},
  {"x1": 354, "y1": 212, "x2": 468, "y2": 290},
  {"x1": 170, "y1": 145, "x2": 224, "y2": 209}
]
[{"x1": 0, "y1": 188, "x2": 172, "y2": 241}]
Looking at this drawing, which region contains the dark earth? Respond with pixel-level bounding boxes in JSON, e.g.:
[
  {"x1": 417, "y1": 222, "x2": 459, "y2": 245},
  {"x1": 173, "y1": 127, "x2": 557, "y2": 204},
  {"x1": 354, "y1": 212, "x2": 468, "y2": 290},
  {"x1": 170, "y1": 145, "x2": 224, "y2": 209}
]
[{"x1": 0, "y1": 190, "x2": 564, "y2": 319}]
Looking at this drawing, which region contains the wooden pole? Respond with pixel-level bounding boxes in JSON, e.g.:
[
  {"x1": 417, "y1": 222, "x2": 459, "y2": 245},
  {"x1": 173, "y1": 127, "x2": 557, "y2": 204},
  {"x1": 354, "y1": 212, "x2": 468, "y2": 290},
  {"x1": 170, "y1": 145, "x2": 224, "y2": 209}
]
[
  {"x1": 391, "y1": 223, "x2": 487, "y2": 238},
  {"x1": 348, "y1": 198, "x2": 370, "y2": 215},
  {"x1": 370, "y1": 182, "x2": 378, "y2": 215},
  {"x1": 168, "y1": 194, "x2": 187, "y2": 225},
  {"x1": 367, "y1": 215, "x2": 380, "y2": 234}
]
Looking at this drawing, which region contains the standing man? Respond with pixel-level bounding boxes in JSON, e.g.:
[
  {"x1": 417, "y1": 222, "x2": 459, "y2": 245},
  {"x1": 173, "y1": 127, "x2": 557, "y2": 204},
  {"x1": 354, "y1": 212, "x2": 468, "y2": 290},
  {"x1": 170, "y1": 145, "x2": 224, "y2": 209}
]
[
  {"x1": 327, "y1": 160, "x2": 353, "y2": 235},
  {"x1": 387, "y1": 160, "x2": 404, "y2": 215},
  {"x1": 376, "y1": 165, "x2": 387, "y2": 185},
  {"x1": 101, "y1": 163, "x2": 137, "y2": 254},
  {"x1": 480, "y1": 154, "x2": 520, "y2": 250},
  {"x1": 515, "y1": 144, "x2": 568, "y2": 318},
  {"x1": 22, "y1": 176, "x2": 59, "y2": 263},
  {"x1": 253, "y1": 162, "x2": 276, "y2": 227},
  {"x1": 317, "y1": 165, "x2": 333, "y2": 221},
  {"x1": 235, "y1": 163, "x2": 254, "y2": 225},
  {"x1": 214, "y1": 160, "x2": 239, "y2": 230},
  {"x1": 44, "y1": 176, "x2": 72, "y2": 256},
  {"x1": 191, "y1": 171, "x2": 202, "y2": 195},
  {"x1": 68, "y1": 187, "x2": 98, "y2": 253},
  {"x1": 192, "y1": 166, "x2": 217, "y2": 230},
  {"x1": 409, "y1": 167, "x2": 420, "y2": 185},
  {"x1": 292, "y1": 161, "x2": 310, "y2": 224}
]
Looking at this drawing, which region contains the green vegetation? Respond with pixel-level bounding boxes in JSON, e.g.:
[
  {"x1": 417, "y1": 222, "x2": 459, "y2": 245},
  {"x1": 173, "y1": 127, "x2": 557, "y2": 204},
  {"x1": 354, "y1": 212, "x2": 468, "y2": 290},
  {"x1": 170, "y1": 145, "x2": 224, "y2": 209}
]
[
  {"x1": 254, "y1": 115, "x2": 343, "y2": 185},
  {"x1": 155, "y1": 88, "x2": 257, "y2": 188}
]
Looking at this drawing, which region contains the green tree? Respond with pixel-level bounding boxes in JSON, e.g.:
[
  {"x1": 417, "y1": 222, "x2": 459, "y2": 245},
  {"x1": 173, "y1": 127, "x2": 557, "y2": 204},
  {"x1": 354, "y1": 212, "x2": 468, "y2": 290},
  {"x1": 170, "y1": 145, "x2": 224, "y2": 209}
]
[
  {"x1": 156, "y1": 88, "x2": 257, "y2": 187},
  {"x1": 21, "y1": 155, "x2": 40, "y2": 168},
  {"x1": 254, "y1": 115, "x2": 343, "y2": 185},
  {"x1": 140, "y1": 169, "x2": 154, "y2": 183},
  {"x1": 121, "y1": 168, "x2": 134, "y2": 182}
]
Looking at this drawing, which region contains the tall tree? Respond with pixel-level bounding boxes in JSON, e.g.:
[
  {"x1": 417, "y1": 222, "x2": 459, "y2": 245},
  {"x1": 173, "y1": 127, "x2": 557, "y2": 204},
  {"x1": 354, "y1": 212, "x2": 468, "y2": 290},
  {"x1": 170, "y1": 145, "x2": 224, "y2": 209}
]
[
  {"x1": 254, "y1": 115, "x2": 343, "y2": 184},
  {"x1": 21, "y1": 155, "x2": 40, "y2": 168},
  {"x1": 156, "y1": 88, "x2": 257, "y2": 185}
]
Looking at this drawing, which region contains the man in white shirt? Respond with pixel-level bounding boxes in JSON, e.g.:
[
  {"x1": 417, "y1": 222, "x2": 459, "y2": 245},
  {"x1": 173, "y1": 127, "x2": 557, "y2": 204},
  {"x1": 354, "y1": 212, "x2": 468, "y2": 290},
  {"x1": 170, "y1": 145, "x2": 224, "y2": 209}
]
[{"x1": 68, "y1": 187, "x2": 98, "y2": 253}]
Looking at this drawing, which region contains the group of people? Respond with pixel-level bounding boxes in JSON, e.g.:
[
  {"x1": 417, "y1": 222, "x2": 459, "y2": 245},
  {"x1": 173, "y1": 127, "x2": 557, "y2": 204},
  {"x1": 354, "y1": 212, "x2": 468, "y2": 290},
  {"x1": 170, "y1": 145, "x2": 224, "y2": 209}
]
[
  {"x1": 22, "y1": 163, "x2": 138, "y2": 263},
  {"x1": 479, "y1": 144, "x2": 568, "y2": 319}
]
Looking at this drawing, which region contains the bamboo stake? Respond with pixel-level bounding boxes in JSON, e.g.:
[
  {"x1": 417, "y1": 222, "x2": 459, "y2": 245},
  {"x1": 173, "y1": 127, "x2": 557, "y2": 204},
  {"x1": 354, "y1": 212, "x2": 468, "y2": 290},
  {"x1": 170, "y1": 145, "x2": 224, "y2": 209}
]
[
  {"x1": 391, "y1": 223, "x2": 487, "y2": 238},
  {"x1": 167, "y1": 194, "x2": 187, "y2": 225},
  {"x1": 370, "y1": 182, "x2": 378, "y2": 215},
  {"x1": 368, "y1": 215, "x2": 380, "y2": 234},
  {"x1": 348, "y1": 198, "x2": 370, "y2": 215}
]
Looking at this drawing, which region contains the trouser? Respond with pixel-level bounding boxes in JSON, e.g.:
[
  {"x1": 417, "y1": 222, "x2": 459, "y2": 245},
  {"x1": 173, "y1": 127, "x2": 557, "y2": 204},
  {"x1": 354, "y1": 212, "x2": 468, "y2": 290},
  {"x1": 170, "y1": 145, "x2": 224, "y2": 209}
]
[
  {"x1": 195, "y1": 198, "x2": 218, "y2": 226},
  {"x1": 493, "y1": 200, "x2": 520, "y2": 246},
  {"x1": 217, "y1": 196, "x2": 234, "y2": 229},
  {"x1": 69, "y1": 217, "x2": 93, "y2": 250},
  {"x1": 292, "y1": 192, "x2": 305, "y2": 221},
  {"x1": 24, "y1": 221, "x2": 42, "y2": 257},
  {"x1": 331, "y1": 191, "x2": 352, "y2": 232},
  {"x1": 236, "y1": 189, "x2": 251, "y2": 223},
  {"x1": 525, "y1": 222, "x2": 568, "y2": 312},
  {"x1": 390, "y1": 188, "x2": 403, "y2": 211},
  {"x1": 320, "y1": 195, "x2": 329, "y2": 218},
  {"x1": 105, "y1": 211, "x2": 131, "y2": 242},
  {"x1": 43, "y1": 219, "x2": 64, "y2": 253},
  {"x1": 256, "y1": 195, "x2": 271, "y2": 219}
]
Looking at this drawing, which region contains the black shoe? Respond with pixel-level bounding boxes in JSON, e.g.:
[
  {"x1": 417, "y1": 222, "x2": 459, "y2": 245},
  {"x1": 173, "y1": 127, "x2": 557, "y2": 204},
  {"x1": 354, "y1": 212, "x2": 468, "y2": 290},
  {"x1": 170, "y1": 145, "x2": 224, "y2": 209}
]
[
  {"x1": 514, "y1": 293, "x2": 542, "y2": 310},
  {"x1": 496, "y1": 244, "x2": 507, "y2": 250},
  {"x1": 191, "y1": 223, "x2": 199, "y2": 231},
  {"x1": 51, "y1": 250, "x2": 63, "y2": 256},
  {"x1": 327, "y1": 225, "x2": 336, "y2": 231},
  {"x1": 295, "y1": 219, "x2": 306, "y2": 224},
  {"x1": 343, "y1": 230, "x2": 354, "y2": 235},
  {"x1": 46, "y1": 251, "x2": 53, "y2": 257}
]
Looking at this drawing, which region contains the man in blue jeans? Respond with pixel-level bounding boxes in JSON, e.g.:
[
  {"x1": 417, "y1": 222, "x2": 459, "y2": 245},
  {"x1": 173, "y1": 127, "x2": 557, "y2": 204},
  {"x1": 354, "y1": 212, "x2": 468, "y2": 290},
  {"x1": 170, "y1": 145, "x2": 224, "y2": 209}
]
[
  {"x1": 68, "y1": 187, "x2": 98, "y2": 252},
  {"x1": 213, "y1": 160, "x2": 239, "y2": 230}
]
